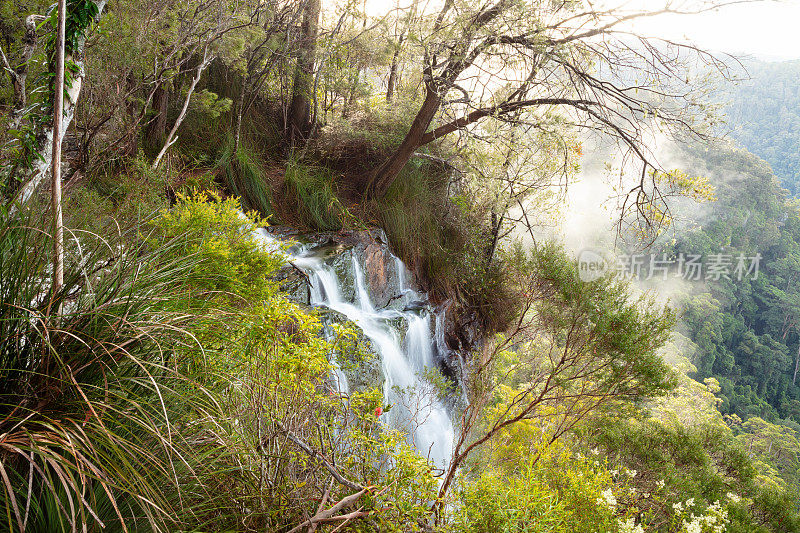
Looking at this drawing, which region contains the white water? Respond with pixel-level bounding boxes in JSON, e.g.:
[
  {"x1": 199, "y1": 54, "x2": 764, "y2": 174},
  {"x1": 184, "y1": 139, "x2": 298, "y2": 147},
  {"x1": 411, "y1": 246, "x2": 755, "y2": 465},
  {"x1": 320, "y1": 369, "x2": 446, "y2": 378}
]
[{"x1": 256, "y1": 229, "x2": 455, "y2": 471}]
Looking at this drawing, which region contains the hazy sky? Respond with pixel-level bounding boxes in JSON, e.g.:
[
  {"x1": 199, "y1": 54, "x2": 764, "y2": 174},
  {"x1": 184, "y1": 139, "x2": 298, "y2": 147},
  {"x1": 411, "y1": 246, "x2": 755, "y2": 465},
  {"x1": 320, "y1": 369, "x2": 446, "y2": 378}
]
[
  {"x1": 363, "y1": 0, "x2": 800, "y2": 62},
  {"x1": 631, "y1": 1, "x2": 800, "y2": 61}
]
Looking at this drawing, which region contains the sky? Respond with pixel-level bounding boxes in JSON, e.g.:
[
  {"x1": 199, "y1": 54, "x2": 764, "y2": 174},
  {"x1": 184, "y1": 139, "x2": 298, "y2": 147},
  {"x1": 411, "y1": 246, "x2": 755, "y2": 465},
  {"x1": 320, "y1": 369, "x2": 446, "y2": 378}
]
[
  {"x1": 630, "y1": 0, "x2": 800, "y2": 61},
  {"x1": 362, "y1": 0, "x2": 800, "y2": 62}
]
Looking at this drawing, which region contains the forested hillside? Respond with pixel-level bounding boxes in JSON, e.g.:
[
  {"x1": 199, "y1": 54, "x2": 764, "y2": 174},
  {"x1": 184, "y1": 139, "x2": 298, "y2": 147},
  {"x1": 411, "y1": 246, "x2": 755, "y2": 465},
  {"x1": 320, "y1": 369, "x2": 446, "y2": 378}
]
[
  {"x1": 664, "y1": 145, "x2": 800, "y2": 420},
  {"x1": 1, "y1": 0, "x2": 799, "y2": 531},
  {"x1": 726, "y1": 60, "x2": 800, "y2": 195}
]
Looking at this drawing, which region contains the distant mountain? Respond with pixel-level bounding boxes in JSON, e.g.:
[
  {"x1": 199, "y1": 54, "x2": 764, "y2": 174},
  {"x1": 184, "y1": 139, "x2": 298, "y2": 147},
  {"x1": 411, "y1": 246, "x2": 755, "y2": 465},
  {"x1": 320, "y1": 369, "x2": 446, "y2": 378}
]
[{"x1": 724, "y1": 59, "x2": 800, "y2": 195}]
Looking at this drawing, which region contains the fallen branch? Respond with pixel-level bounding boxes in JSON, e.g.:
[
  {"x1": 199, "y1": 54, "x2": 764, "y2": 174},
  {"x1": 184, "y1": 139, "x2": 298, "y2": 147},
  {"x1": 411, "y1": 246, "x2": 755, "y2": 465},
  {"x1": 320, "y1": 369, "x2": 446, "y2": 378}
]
[{"x1": 286, "y1": 488, "x2": 370, "y2": 533}]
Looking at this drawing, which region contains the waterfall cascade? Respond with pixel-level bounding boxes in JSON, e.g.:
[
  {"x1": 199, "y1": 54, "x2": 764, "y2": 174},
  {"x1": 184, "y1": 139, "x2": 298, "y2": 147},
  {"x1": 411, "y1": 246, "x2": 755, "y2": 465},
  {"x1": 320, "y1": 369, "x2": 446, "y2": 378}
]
[{"x1": 256, "y1": 228, "x2": 456, "y2": 470}]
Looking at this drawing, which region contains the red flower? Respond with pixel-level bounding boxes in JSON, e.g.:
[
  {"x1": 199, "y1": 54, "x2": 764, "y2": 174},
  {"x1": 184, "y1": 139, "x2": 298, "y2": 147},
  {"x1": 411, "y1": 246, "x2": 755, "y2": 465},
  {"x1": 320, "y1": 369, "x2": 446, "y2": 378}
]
[{"x1": 374, "y1": 407, "x2": 383, "y2": 417}]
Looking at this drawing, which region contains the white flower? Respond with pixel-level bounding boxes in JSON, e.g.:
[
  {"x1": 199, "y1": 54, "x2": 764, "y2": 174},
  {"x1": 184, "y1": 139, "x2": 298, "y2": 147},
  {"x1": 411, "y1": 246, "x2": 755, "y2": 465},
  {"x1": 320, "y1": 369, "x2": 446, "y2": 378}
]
[
  {"x1": 672, "y1": 501, "x2": 684, "y2": 512},
  {"x1": 656, "y1": 480, "x2": 665, "y2": 489},
  {"x1": 727, "y1": 492, "x2": 741, "y2": 503},
  {"x1": 628, "y1": 469, "x2": 637, "y2": 478},
  {"x1": 597, "y1": 488, "x2": 617, "y2": 510},
  {"x1": 684, "y1": 519, "x2": 702, "y2": 533},
  {"x1": 685, "y1": 498, "x2": 695, "y2": 508},
  {"x1": 591, "y1": 447, "x2": 600, "y2": 456},
  {"x1": 617, "y1": 517, "x2": 645, "y2": 533}
]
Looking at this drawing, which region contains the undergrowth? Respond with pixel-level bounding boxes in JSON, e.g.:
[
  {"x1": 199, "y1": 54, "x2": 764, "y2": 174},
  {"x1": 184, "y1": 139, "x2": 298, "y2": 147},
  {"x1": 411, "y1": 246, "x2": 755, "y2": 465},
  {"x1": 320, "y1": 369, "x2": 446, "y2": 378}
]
[
  {"x1": 375, "y1": 159, "x2": 521, "y2": 332},
  {"x1": 0, "y1": 194, "x2": 437, "y2": 531},
  {"x1": 217, "y1": 135, "x2": 274, "y2": 217}
]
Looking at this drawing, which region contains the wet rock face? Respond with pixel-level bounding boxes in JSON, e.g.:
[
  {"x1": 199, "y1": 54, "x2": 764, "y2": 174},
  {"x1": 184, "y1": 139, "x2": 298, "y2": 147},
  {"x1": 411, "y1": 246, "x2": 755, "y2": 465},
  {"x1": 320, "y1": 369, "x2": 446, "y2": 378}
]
[
  {"x1": 273, "y1": 265, "x2": 310, "y2": 305},
  {"x1": 271, "y1": 226, "x2": 417, "y2": 310},
  {"x1": 360, "y1": 241, "x2": 403, "y2": 309},
  {"x1": 316, "y1": 308, "x2": 384, "y2": 392}
]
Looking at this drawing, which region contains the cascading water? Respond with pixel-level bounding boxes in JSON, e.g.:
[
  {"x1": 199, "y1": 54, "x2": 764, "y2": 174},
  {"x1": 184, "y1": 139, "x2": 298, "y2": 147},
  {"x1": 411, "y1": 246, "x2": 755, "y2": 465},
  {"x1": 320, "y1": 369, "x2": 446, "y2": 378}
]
[{"x1": 256, "y1": 228, "x2": 455, "y2": 471}]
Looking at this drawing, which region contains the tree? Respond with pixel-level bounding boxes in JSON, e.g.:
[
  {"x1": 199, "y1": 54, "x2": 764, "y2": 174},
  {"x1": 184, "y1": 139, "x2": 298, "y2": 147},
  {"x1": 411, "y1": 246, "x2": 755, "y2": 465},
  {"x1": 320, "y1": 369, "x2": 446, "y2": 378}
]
[
  {"x1": 5, "y1": 0, "x2": 107, "y2": 207},
  {"x1": 363, "y1": 0, "x2": 739, "y2": 227},
  {"x1": 50, "y1": 0, "x2": 66, "y2": 307},
  {"x1": 435, "y1": 244, "x2": 675, "y2": 516},
  {"x1": 151, "y1": 0, "x2": 259, "y2": 168},
  {"x1": 287, "y1": 0, "x2": 321, "y2": 145},
  {"x1": 229, "y1": 0, "x2": 304, "y2": 153}
]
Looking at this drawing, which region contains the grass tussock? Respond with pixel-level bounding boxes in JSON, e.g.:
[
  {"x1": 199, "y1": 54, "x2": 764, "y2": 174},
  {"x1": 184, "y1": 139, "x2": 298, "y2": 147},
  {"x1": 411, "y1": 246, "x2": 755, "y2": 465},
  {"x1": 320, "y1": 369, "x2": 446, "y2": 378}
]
[
  {"x1": 275, "y1": 158, "x2": 352, "y2": 231},
  {"x1": 0, "y1": 206, "x2": 213, "y2": 531},
  {"x1": 217, "y1": 135, "x2": 275, "y2": 217}
]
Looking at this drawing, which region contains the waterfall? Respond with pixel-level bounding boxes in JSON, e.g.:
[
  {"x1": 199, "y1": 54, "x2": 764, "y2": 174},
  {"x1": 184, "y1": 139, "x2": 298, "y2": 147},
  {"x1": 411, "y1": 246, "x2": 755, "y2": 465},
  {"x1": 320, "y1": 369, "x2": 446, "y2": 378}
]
[{"x1": 256, "y1": 229, "x2": 455, "y2": 470}]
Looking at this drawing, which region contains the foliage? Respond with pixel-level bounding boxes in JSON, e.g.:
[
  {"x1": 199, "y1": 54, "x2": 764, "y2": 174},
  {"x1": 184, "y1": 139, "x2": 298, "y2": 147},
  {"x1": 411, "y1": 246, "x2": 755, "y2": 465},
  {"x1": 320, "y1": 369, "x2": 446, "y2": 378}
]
[
  {"x1": 725, "y1": 59, "x2": 800, "y2": 195},
  {"x1": 449, "y1": 437, "x2": 619, "y2": 533},
  {"x1": 147, "y1": 192, "x2": 283, "y2": 303},
  {"x1": 658, "y1": 144, "x2": 800, "y2": 421},
  {"x1": 0, "y1": 203, "x2": 212, "y2": 531},
  {"x1": 279, "y1": 157, "x2": 351, "y2": 231},
  {"x1": 217, "y1": 136, "x2": 275, "y2": 217}
]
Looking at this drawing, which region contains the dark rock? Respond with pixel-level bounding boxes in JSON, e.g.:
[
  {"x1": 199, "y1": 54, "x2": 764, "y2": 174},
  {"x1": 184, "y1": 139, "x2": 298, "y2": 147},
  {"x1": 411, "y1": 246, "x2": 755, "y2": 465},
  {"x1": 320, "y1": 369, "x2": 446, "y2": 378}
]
[{"x1": 274, "y1": 264, "x2": 310, "y2": 305}]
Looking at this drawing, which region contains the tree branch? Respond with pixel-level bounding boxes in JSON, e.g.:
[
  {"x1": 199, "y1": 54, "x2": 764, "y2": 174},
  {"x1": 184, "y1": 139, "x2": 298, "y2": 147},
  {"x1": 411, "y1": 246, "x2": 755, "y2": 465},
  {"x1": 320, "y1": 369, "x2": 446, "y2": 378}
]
[
  {"x1": 275, "y1": 422, "x2": 366, "y2": 492},
  {"x1": 419, "y1": 98, "x2": 598, "y2": 145}
]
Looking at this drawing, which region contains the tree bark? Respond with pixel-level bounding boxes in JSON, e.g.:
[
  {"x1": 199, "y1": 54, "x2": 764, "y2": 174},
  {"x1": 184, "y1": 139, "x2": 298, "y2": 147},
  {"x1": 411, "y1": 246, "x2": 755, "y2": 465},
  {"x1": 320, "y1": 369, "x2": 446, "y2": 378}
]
[
  {"x1": 287, "y1": 0, "x2": 321, "y2": 146},
  {"x1": 366, "y1": 87, "x2": 441, "y2": 197},
  {"x1": 10, "y1": 0, "x2": 108, "y2": 208},
  {"x1": 50, "y1": 0, "x2": 67, "y2": 307},
  {"x1": 232, "y1": 55, "x2": 249, "y2": 154},
  {"x1": 146, "y1": 83, "x2": 169, "y2": 149},
  {"x1": 385, "y1": 45, "x2": 401, "y2": 102},
  {"x1": 793, "y1": 343, "x2": 800, "y2": 384}
]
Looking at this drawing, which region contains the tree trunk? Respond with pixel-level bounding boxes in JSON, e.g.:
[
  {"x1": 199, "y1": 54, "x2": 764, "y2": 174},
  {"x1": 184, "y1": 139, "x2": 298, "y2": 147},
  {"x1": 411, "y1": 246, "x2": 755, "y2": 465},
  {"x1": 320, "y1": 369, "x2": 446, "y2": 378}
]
[
  {"x1": 342, "y1": 68, "x2": 360, "y2": 118},
  {"x1": 287, "y1": 0, "x2": 321, "y2": 146},
  {"x1": 386, "y1": 31, "x2": 407, "y2": 103},
  {"x1": 146, "y1": 83, "x2": 169, "y2": 149},
  {"x1": 366, "y1": 87, "x2": 441, "y2": 197},
  {"x1": 793, "y1": 343, "x2": 800, "y2": 384},
  {"x1": 152, "y1": 50, "x2": 211, "y2": 169},
  {"x1": 10, "y1": 1, "x2": 108, "y2": 208},
  {"x1": 485, "y1": 210, "x2": 504, "y2": 266},
  {"x1": 50, "y1": 0, "x2": 67, "y2": 309},
  {"x1": 233, "y1": 64, "x2": 248, "y2": 154},
  {"x1": 386, "y1": 48, "x2": 400, "y2": 102}
]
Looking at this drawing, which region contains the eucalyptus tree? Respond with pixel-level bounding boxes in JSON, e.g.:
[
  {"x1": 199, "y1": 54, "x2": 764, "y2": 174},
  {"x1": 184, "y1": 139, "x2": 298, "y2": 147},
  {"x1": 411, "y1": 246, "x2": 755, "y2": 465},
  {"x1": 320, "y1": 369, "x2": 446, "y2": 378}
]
[
  {"x1": 365, "y1": 0, "x2": 740, "y2": 231},
  {"x1": 287, "y1": 0, "x2": 322, "y2": 145},
  {"x1": 4, "y1": 0, "x2": 108, "y2": 207},
  {"x1": 434, "y1": 244, "x2": 676, "y2": 515}
]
